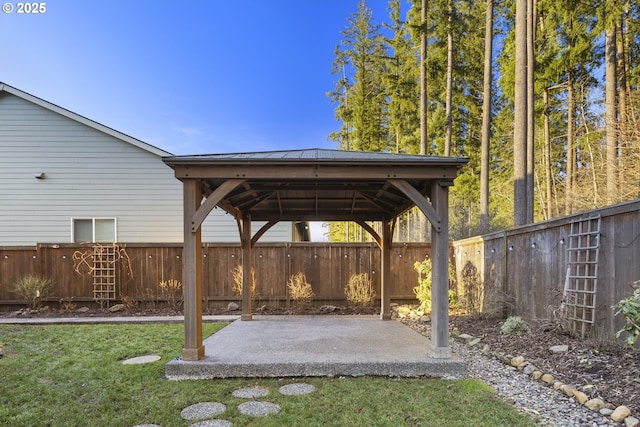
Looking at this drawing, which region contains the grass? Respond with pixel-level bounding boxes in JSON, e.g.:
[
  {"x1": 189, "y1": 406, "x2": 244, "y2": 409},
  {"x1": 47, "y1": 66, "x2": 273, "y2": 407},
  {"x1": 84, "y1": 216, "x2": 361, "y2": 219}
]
[{"x1": 0, "y1": 323, "x2": 536, "y2": 427}]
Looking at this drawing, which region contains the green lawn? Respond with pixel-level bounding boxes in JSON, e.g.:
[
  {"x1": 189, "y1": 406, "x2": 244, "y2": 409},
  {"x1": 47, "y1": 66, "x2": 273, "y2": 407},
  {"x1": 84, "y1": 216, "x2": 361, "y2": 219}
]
[{"x1": 0, "y1": 323, "x2": 535, "y2": 427}]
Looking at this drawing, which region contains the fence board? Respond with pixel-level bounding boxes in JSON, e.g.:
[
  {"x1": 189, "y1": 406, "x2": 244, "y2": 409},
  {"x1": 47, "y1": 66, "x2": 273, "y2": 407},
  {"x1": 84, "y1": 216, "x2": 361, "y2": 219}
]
[{"x1": 0, "y1": 247, "x2": 38, "y2": 301}]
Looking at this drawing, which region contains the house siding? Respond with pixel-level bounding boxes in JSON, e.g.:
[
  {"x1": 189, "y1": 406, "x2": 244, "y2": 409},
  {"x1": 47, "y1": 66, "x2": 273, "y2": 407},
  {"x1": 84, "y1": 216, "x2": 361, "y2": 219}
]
[{"x1": 0, "y1": 91, "x2": 291, "y2": 244}]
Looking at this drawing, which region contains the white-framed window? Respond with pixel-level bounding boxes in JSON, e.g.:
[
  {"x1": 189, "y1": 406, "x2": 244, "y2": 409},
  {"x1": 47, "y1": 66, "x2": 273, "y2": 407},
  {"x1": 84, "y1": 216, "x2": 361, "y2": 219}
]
[{"x1": 71, "y1": 218, "x2": 117, "y2": 243}]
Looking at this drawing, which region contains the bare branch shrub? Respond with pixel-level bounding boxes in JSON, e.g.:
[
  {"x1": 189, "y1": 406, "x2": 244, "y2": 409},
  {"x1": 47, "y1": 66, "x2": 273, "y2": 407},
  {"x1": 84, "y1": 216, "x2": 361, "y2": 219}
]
[
  {"x1": 287, "y1": 272, "x2": 314, "y2": 308},
  {"x1": 231, "y1": 265, "x2": 257, "y2": 300},
  {"x1": 120, "y1": 293, "x2": 139, "y2": 309},
  {"x1": 59, "y1": 296, "x2": 76, "y2": 311},
  {"x1": 13, "y1": 274, "x2": 55, "y2": 310},
  {"x1": 159, "y1": 279, "x2": 183, "y2": 311},
  {"x1": 344, "y1": 273, "x2": 375, "y2": 307}
]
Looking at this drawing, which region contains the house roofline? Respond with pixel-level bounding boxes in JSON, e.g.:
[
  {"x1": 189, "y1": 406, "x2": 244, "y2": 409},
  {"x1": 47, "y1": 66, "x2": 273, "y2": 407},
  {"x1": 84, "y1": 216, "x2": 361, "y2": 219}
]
[{"x1": 0, "y1": 82, "x2": 173, "y2": 157}]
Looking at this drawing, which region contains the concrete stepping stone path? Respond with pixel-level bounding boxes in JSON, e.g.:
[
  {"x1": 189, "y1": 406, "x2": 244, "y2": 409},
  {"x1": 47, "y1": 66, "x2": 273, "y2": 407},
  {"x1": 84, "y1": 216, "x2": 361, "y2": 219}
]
[
  {"x1": 237, "y1": 401, "x2": 281, "y2": 417},
  {"x1": 122, "y1": 355, "x2": 161, "y2": 365},
  {"x1": 188, "y1": 420, "x2": 233, "y2": 427},
  {"x1": 132, "y1": 382, "x2": 316, "y2": 426},
  {"x1": 180, "y1": 402, "x2": 227, "y2": 421},
  {"x1": 231, "y1": 386, "x2": 269, "y2": 398},
  {"x1": 278, "y1": 383, "x2": 316, "y2": 395}
]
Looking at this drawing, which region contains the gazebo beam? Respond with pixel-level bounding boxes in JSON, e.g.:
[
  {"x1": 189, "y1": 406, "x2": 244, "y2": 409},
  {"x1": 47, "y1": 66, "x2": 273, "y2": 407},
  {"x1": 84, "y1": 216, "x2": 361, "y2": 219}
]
[
  {"x1": 388, "y1": 179, "x2": 441, "y2": 232},
  {"x1": 355, "y1": 220, "x2": 382, "y2": 246},
  {"x1": 191, "y1": 178, "x2": 245, "y2": 232}
]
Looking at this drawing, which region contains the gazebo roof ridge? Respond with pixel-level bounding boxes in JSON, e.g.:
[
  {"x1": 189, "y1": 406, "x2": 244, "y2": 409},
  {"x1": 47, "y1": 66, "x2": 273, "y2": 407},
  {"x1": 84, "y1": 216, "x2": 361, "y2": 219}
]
[{"x1": 163, "y1": 148, "x2": 468, "y2": 165}]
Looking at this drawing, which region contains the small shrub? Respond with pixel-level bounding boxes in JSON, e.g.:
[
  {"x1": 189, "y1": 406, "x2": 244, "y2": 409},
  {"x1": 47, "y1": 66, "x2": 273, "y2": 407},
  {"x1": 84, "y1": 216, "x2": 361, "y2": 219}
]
[
  {"x1": 59, "y1": 296, "x2": 76, "y2": 311},
  {"x1": 159, "y1": 279, "x2": 183, "y2": 311},
  {"x1": 414, "y1": 258, "x2": 457, "y2": 314},
  {"x1": 413, "y1": 258, "x2": 432, "y2": 313},
  {"x1": 344, "y1": 273, "x2": 376, "y2": 307},
  {"x1": 460, "y1": 261, "x2": 482, "y2": 316},
  {"x1": 287, "y1": 272, "x2": 314, "y2": 308},
  {"x1": 121, "y1": 293, "x2": 139, "y2": 309},
  {"x1": 613, "y1": 284, "x2": 640, "y2": 347},
  {"x1": 500, "y1": 316, "x2": 529, "y2": 336},
  {"x1": 13, "y1": 274, "x2": 55, "y2": 310}
]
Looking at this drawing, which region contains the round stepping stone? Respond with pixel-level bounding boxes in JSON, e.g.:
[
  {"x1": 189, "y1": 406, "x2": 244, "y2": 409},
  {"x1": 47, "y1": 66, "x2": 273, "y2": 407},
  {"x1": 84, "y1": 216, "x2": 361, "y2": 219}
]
[
  {"x1": 180, "y1": 402, "x2": 226, "y2": 420},
  {"x1": 231, "y1": 386, "x2": 269, "y2": 398},
  {"x1": 122, "y1": 355, "x2": 161, "y2": 365},
  {"x1": 189, "y1": 420, "x2": 233, "y2": 427},
  {"x1": 278, "y1": 383, "x2": 316, "y2": 396},
  {"x1": 237, "y1": 401, "x2": 280, "y2": 417}
]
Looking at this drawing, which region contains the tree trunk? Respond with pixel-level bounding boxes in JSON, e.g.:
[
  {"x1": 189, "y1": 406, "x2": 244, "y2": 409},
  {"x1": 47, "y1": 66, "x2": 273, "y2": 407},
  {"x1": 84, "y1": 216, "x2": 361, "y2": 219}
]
[
  {"x1": 616, "y1": 14, "x2": 627, "y2": 193},
  {"x1": 566, "y1": 71, "x2": 575, "y2": 215},
  {"x1": 605, "y1": 17, "x2": 618, "y2": 204},
  {"x1": 514, "y1": 0, "x2": 528, "y2": 226},
  {"x1": 525, "y1": 0, "x2": 535, "y2": 223},
  {"x1": 543, "y1": 88, "x2": 553, "y2": 219},
  {"x1": 480, "y1": 0, "x2": 494, "y2": 231},
  {"x1": 444, "y1": 0, "x2": 453, "y2": 156},
  {"x1": 420, "y1": 0, "x2": 428, "y2": 155}
]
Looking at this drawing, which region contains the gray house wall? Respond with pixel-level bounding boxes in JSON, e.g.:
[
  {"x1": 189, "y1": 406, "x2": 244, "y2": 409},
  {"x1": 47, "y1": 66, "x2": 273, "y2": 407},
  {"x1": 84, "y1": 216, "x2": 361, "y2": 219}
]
[{"x1": 0, "y1": 86, "x2": 291, "y2": 244}]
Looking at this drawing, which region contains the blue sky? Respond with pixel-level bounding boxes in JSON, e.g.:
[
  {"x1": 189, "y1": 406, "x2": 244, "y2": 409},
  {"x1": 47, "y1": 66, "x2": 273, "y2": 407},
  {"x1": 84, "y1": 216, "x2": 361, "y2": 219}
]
[{"x1": 1, "y1": 0, "x2": 401, "y2": 155}]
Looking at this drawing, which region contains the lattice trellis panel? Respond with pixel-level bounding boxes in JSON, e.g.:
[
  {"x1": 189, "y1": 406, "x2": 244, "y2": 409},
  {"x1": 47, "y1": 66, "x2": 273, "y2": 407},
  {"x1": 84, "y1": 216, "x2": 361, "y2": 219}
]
[
  {"x1": 563, "y1": 216, "x2": 601, "y2": 338},
  {"x1": 92, "y1": 244, "x2": 117, "y2": 308}
]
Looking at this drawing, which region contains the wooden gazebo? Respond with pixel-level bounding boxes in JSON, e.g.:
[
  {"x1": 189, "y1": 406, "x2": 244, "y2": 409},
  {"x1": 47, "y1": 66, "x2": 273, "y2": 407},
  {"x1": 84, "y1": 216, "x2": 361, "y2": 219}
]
[{"x1": 163, "y1": 149, "x2": 468, "y2": 361}]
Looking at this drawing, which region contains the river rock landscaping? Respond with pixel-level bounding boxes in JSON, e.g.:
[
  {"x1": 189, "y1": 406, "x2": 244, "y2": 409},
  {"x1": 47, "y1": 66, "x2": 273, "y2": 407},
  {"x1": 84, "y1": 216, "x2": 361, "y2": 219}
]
[{"x1": 396, "y1": 306, "x2": 639, "y2": 427}]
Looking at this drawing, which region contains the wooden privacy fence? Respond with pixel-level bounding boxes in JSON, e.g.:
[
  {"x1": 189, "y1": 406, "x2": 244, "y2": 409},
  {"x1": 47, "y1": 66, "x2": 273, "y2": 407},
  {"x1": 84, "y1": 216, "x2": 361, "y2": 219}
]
[
  {"x1": 0, "y1": 242, "x2": 431, "y2": 311},
  {"x1": 452, "y1": 199, "x2": 640, "y2": 342}
]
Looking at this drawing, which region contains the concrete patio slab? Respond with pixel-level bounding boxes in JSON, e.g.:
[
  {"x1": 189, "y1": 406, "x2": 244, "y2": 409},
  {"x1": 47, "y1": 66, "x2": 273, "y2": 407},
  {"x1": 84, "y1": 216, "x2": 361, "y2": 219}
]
[{"x1": 165, "y1": 315, "x2": 467, "y2": 379}]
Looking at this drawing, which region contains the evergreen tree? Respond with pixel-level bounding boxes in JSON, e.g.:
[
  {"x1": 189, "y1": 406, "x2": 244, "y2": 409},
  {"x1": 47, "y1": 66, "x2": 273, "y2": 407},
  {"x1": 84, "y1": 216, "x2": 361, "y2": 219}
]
[
  {"x1": 328, "y1": 0, "x2": 391, "y2": 152},
  {"x1": 384, "y1": 0, "x2": 421, "y2": 154}
]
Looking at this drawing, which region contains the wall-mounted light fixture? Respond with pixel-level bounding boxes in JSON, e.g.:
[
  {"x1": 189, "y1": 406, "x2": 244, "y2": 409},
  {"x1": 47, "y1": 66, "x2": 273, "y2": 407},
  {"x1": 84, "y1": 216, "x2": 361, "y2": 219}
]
[{"x1": 35, "y1": 172, "x2": 45, "y2": 179}]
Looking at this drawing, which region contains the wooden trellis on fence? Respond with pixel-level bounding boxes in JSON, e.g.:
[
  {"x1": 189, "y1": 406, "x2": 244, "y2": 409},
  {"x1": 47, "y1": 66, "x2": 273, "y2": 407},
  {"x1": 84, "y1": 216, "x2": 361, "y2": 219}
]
[
  {"x1": 562, "y1": 216, "x2": 601, "y2": 338},
  {"x1": 92, "y1": 244, "x2": 118, "y2": 308}
]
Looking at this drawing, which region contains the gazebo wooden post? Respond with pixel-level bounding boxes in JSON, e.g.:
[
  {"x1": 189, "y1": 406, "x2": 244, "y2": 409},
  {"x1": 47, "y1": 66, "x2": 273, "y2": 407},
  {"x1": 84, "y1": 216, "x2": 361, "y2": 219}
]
[
  {"x1": 429, "y1": 181, "x2": 451, "y2": 358},
  {"x1": 241, "y1": 214, "x2": 253, "y2": 321},
  {"x1": 182, "y1": 179, "x2": 204, "y2": 361},
  {"x1": 380, "y1": 218, "x2": 392, "y2": 320}
]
